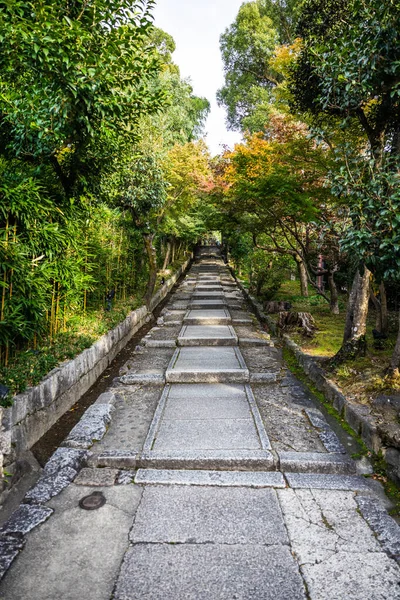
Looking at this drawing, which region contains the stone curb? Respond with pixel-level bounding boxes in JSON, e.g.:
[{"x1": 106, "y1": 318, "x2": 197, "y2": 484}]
[{"x1": 0, "y1": 446, "x2": 87, "y2": 580}]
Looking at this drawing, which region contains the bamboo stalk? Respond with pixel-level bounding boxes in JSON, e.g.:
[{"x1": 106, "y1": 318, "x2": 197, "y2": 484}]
[
  {"x1": 50, "y1": 280, "x2": 56, "y2": 342},
  {"x1": 55, "y1": 283, "x2": 60, "y2": 335}
]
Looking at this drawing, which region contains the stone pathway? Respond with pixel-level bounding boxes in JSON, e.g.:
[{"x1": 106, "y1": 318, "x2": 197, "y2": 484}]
[{"x1": 1, "y1": 246, "x2": 400, "y2": 599}]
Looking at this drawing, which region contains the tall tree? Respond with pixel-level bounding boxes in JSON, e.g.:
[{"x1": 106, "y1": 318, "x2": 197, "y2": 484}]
[
  {"x1": 217, "y1": 0, "x2": 302, "y2": 131},
  {"x1": 0, "y1": 0, "x2": 164, "y2": 198},
  {"x1": 290, "y1": 0, "x2": 400, "y2": 364}
]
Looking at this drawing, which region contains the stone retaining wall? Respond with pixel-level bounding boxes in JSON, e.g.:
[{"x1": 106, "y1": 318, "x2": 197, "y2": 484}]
[
  {"x1": 0, "y1": 256, "x2": 192, "y2": 494},
  {"x1": 232, "y1": 270, "x2": 400, "y2": 485}
]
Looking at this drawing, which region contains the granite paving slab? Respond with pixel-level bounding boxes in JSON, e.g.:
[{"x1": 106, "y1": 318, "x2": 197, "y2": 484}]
[
  {"x1": 134, "y1": 468, "x2": 286, "y2": 487},
  {"x1": 178, "y1": 324, "x2": 238, "y2": 346},
  {"x1": 0, "y1": 486, "x2": 143, "y2": 600},
  {"x1": 278, "y1": 488, "x2": 400, "y2": 599},
  {"x1": 130, "y1": 486, "x2": 288, "y2": 544},
  {"x1": 114, "y1": 544, "x2": 306, "y2": 600},
  {"x1": 162, "y1": 393, "x2": 252, "y2": 420},
  {"x1": 168, "y1": 346, "x2": 245, "y2": 371},
  {"x1": 152, "y1": 418, "x2": 263, "y2": 451}
]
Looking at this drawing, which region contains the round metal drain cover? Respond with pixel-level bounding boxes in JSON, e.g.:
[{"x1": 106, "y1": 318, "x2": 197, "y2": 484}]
[{"x1": 79, "y1": 491, "x2": 106, "y2": 511}]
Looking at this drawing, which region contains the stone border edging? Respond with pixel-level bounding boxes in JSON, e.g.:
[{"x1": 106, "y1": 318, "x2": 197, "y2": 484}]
[
  {"x1": 230, "y1": 267, "x2": 400, "y2": 484},
  {"x1": 0, "y1": 255, "x2": 193, "y2": 495}
]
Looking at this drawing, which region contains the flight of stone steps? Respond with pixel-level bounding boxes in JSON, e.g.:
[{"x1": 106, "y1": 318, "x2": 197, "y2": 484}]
[{"x1": 86, "y1": 245, "x2": 365, "y2": 486}]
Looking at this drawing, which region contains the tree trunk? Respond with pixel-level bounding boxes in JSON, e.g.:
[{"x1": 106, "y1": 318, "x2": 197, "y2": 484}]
[
  {"x1": 171, "y1": 238, "x2": 176, "y2": 264},
  {"x1": 369, "y1": 281, "x2": 388, "y2": 335},
  {"x1": 327, "y1": 272, "x2": 339, "y2": 315},
  {"x1": 297, "y1": 259, "x2": 308, "y2": 297},
  {"x1": 332, "y1": 266, "x2": 371, "y2": 364},
  {"x1": 143, "y1": 233, "x2": 157, "y2": 308},
  {"x1": 380, "y1": 281, "x2": 388, "y2": 334},
  {"x1": 387, "y1": 309, "x2": 400, "y2": 378},
  {"x1": 369, "y1": 284, "x2": 382, "y2": 332},
  {"x1": 162, "y1": 240, "x2": 172, "y2": 271}
]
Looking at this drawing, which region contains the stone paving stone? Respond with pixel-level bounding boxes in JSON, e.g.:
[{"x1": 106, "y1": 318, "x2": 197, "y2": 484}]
[
  {"x1": 130, "y1": 486, "x2": 288, "y2": 544},
  {"x1": 241, "y1": 347, "x2": 282, "y2": 373},
  {"x1": 189, "y1": 299, "x2": 227, "y2": 308},
  {"x1": 0, "y1": 505, "x2": 53, "y2": 537},
  {"x1": 178, "y1": 324, "x2": 237, "y2": 346},
  {"x1": 169, "y1": 346, "x2": 244, "y2": 370},
  {"x1": 139, "y1": 449, "x2": 275, "y2": 471},
  {"x1": 118, "y1": 347, "x2": 175, "y2": 376},
  {"x1": 279, "y1": 451, "x2": 356, "y2": 474},
  {"x1": 356, "y1": 495, "x2": 400, "y2": 562},
  {"x1": 163, "y1": 393, "x2": 252, "y2": 420},
  {"x1": 134, "y1": 468, "x2": 286, "y2": 488},
  {"x1": 284, "y1": 472, "x2": 372, "y2": 491},
  {"x1": 0, "y1": 534, "x2": 25, "y2": 582},
  {"x1": 184, "y1": 308, "x2": 231, "y2": 325},
  {"x1": 167, "y1": 382, "x2": 248, "y2": 398},
  {"x1": 0, "y1": 486, "x2": 143, "y2": 600},
  {"x1": 303, "y1": 553, "x2": 400, "y2": 600},
  {"x1": 114, "y1": 544, "x2": 306, "y2": 600},
  {"x1": 252, "y1": 385, "x2": 326, "y2": 453},
  {"x1": 62, "y1": 404, "x2": 114, "y2": 449},
  {"x1": 153, "y1": 418, "x2": 262, "y2": 451},
  {"x1": 179, "y1": 325, "x2": 235, "y2": 337},
  {"x1": 74, "y1": 467, "x2": 118, "y2": 486},
  {"x1": 278, "y1": 488, "x2": 400, "y2": 600}
]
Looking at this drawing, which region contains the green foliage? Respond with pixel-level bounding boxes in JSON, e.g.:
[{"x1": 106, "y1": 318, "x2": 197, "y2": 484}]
[
  {"x1": 217, "y1": 0, "x2": 303, "y2": 131},
  {"x1": 118, "y1": 154, "x2": 167, "y2": 229},
  {"x1": 217, "y1": 1, "x2": 279, "y2": 130},
  {"x1": 249, "y1": 249, "x2": 289, "y2": 299},
  {"x1": 291, "y1": 0, "x2": 400, "y2": 284}
]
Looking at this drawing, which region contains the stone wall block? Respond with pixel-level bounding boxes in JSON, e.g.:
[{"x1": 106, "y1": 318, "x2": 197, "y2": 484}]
[
  {"x1": 386, "y1": 447, "x2": 400, "y2": 485},
  {"x1": 361, "y1": 418, "x2": 382, "y2": 454}
]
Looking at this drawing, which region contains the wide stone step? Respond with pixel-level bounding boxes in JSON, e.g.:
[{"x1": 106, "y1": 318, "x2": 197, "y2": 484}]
[
  {"x1": 138, "y1": 450, "x2": 275, "y2": 471},
  {"x1": 192, "y1": 291, "x2": 226, "y2": 298},
  {"x1": 195, "y1": 285, "x2": 223, "y2": 291},
  {"x1": 189, "y1": 299, "x2": 228, "y2": 309},
  {"x1": 278, "y1": 451, "x2": 356, "y2": 474},
  {"x1": 134, "y1": 468, "x2": 285, "y2": 487},
  {"x1": 140, "y1": 383, "x2": 273, "y2": 470},
  {"x1": 177, "y1": 325, "x2": 238, "y2": 347},
  {"x1": 183, "y1": 308, "x2": 231, "y2": 325},
  {"x1": 165, "y1": 347, "x2": 248, "y2": 382}
]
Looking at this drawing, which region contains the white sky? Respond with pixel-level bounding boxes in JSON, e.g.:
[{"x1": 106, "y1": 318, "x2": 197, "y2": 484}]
[{"x1": 153, "y1": 0, "x2": 245, "y2": 156}]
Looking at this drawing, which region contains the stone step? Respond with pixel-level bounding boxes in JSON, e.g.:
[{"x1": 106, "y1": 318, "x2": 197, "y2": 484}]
[
  {"x1": 183, "y1": 308, "x2": 232, "y2": 325},
  {"x1": 166, "y1": 369, "x2": 249, "y2": 383},
  {"x1": 278, "y1": 451, "x2": 356, "y2": 475},
  {"x1": 138, "y1": 450, "x2": 275, "y2": 471},
  {"x1": 177, "y1": 325, "x2": 238, "y2": 347},
  {"x1": 134, "y1": 468, "x2": 285, "y2": 487},
  {"x1": 140, "y1": 383, "x2": 272, "y2": 470},
  {"x1": 165, "y1": 347, "x2": 248, "y2": 382},
  {"x1": 284, "y1": 472, "x2": 373, "y2": 491},
  {"x1": 195, "y1": 285, "x2": 223, "y2": 291},
  {"x1": 189, "y1": 299, "x2": 228, "y2": 309}
]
